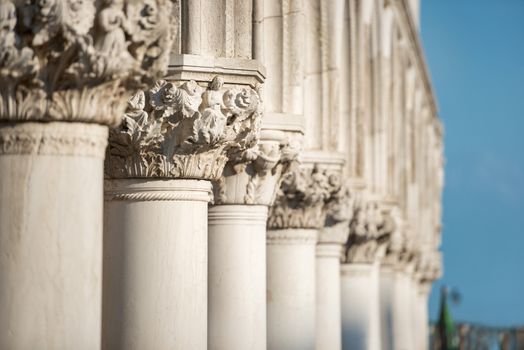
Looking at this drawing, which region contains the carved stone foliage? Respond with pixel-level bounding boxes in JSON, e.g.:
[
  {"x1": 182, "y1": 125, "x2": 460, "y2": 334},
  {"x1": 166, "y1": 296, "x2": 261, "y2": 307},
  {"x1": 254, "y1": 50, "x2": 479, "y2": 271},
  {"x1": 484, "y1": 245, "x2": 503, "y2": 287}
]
[
  {"x1": 105, "y1": 77, "x2": 262, "y2": 180},
  {"x1": 319, "y1": 183, "x2": 354, "y2": 244},
  {"x1": 381, "y1": 229, "x2": 418, "y2": 271},
  {"x1": 344, "y1": 200, "x2": 396, "y2": 264},
  {"x1": 0, "y1": 0, "x2": 173, "y2": 125},
  {"x1": 212, "y1": 139, "x2": 299, "y2": 205},
  {"x1": 267, "y1": 165, "x2": 343, "y2": 230}
]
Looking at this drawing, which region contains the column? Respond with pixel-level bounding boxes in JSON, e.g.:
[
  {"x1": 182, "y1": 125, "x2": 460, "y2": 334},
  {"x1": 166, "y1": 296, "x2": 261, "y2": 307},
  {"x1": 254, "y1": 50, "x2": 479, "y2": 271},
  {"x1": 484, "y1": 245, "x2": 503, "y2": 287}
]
[
  {"x1": 341, "y1": 200, "x2": 389, "y2": 350},
  {"x1": 208, "y1": 123, "x2": 300, "y2": 350},
  {"x1": 316, "y1": 184, "x2": 352, "y2": 350},
  {"x1": 414, "y1": 251, "x2": 441, "y2": 350},
  {"x1": 0, "y1": 1, "x2": 171, "y2": 348},
  {"x1": 267, "y1": 228, "x2": 318, "y2": 350},
  {"x1": 341, "y1": 262, "x2": 381, "y2": 350},
  {"x1": 380, "y1": 254, "x2": 416, "y2": 350},
  {"x1": 103, "y1": 69, "x2": 263, "y2": 349},
  {"x1": 415, "y1": 282, "x2": 431, "y2": 350},
  {"x1": 267, "y1": 155, "x2": 344, "y2": 350}
]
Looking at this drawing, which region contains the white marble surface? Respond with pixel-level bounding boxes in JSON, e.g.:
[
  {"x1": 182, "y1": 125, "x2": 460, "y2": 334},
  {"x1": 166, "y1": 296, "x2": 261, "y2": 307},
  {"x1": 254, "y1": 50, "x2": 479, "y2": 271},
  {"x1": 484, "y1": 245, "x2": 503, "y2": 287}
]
[
  {"x1": 0, "y1": 122, "x2": 107, "y2": 349},
  {"x1": 267, "y1": 229, "x2": 318, "y2": 350},
  {"x1": 103, "y1": 179, "x2": 211, "y2": 350},
  {"x1": 208, "y1": 205, "x2": 268, "y2": 350}
]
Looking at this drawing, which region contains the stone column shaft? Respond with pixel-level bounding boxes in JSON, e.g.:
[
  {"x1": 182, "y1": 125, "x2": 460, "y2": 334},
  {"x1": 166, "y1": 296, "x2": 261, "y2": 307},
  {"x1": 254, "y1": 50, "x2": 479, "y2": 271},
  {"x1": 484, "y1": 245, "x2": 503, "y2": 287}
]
[
  {"x1": 208, "y1": 205, "x2": 268, "y2": 350},
  {"x1": 103, "y1": 179, "x2": 211, "y2": 350},
  {"x1": 267, "y1": 229, "x2": 318, "y2": 350},
  {"x1": 315, "y1": 186, "x2": 353, "y2": 350},
  {"x1": 207, "y1": 120, "x2": 300, "y2": 350},
  {"x1": 380, "y1": 265, "x2": 416, "y2": 350},
  {"x1": 316, "y1": 244, "x2": 344, "y2": 350},
  {"x1": 0, "y1": 123, "x2": 107, "y2": 349},
  {"x1": 341, "y1": 262, "x2": 381, "y2": 350}
]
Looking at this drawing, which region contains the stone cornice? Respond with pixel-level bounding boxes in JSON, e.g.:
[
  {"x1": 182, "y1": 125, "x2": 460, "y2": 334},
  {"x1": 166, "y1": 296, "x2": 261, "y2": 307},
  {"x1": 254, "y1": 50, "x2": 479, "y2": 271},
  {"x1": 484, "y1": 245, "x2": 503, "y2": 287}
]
[
  {"x1": 105, "y1": 74, "x2": 263, "y2": 181},
  {"x1": 169, "y1": 54, "x2": 266, "y2": 87},
  {"x1": 0, "y1": 0, "x2": 173, "y2": 126},
  {"x1": 267, "y1": 152, "x2": 345, "y2": 230}
]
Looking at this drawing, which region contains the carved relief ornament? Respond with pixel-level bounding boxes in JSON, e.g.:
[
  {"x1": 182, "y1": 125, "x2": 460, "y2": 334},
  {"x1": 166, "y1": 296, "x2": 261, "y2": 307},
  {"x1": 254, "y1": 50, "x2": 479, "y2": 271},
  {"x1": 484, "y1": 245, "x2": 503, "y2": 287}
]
[
  {"x1": 212, "y1": 132, "x2": 300, "y2": 206},
  {"x1": 0, "y1": 0, "x2": 173, "y2": 125},
  {"x1": 380, "y1": 225, "x2": 418, "y2": 271},
  {"x1": 105, "y1": 77, "x2": 263, "y2": 180},
  {"x1": 319, "y1": 183, "x2": 354, "y2": 245},
  {"x1": 344, "y1": 200, "x2": 396, "y2": 264},
  {"x1": 267, "y1": 165, "x2": 343, "y2": 230}
]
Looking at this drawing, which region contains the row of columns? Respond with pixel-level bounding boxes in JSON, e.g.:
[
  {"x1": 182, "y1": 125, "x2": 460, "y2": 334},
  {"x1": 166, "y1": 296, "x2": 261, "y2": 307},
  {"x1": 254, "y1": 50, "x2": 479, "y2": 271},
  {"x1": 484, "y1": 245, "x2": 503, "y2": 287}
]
[{"x1": 0, "y1": 0, "x2": 443, "y2": 349}]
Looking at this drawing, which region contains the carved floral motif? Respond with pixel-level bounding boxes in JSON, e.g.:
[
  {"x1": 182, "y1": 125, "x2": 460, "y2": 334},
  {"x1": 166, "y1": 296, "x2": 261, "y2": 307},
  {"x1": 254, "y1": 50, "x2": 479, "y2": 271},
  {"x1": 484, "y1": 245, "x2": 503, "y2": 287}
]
[
  {"x1": 105, "y1": 77, "x2": 262, "y2": 180},
  {"x1": 0, "y1": 0, "x2": 173, "y2": 125},
  {"x1": 267, "y1": 165, "x2": 343, "y2": 229}
]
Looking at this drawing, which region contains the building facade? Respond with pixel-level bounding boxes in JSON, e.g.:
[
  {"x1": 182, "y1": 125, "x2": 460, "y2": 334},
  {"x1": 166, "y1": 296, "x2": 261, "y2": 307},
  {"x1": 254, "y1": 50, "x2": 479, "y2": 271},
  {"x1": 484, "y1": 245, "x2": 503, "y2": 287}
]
[{"x1": 0, "y1": 0, "x2": 443, "y2": 349}]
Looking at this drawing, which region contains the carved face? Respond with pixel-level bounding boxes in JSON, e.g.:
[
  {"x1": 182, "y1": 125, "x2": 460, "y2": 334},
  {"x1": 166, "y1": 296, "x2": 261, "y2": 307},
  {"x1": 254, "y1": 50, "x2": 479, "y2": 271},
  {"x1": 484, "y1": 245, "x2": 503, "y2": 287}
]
[
  {"x1": 183, "y1": 80, "x2": 199, "y2": 96},
  {"x1": 142, "y1": 0, "x2": 158, "y2": 18},
  {"x1": 69, "y1": 0, "x2": 83, "y2": 11},
  {"x1": 162, "y1": 83, "x2": 178, "y2": 103},
  {"x1": 209, "y1": 76, "x2": 224, "y2": 91},
  {"x1": 37, "y1": 0, "x2": 57, "y2": 16}
]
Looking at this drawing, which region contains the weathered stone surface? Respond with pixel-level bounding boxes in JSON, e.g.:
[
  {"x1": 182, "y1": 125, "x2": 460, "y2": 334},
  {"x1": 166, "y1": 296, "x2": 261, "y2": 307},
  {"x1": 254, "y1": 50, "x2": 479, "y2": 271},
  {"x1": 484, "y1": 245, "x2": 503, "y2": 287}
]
[
  {"x1": 0, "y1": 0, "x2": 174, "y2": 126},
  {"x1": 106, "y1": 76, "x2": 262, "y2": 180}
]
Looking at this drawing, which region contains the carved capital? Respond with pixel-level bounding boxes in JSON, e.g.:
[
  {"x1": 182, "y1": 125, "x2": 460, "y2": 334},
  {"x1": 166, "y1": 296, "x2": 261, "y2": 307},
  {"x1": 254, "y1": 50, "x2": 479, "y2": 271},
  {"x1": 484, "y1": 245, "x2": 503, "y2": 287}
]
[
  {"x1": 105, "y1": 76, "x2": 263, "y2": 180},
  {"x1": 418, "y1": 250, "x2": 443, "y2": 283},
  {"x1": 212, "y1": 134, "x2": 299, "y2": 205},
  {"x1": 381, "y1": 224, "x2": 418, "y2": 271},
  {"x1": 267, "y1": 162, "x2": 344, "y2": 230},
  {"x1": 343, "y1": 198, "x2": 396, "y2": 264},
  {"x1": 319, "y1": 182, "x2": 354, "y2": 245},
  {"x1": 0, "y1": 0, "x2": 173, "y2": 125}
]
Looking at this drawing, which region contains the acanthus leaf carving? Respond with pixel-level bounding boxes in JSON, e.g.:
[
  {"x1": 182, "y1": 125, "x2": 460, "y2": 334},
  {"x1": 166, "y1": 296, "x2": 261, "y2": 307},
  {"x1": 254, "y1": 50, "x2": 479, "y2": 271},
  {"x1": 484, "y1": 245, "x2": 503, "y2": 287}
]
[
  {"x1": 0, "y1": 0, "x2": 174, "y2": 125},
  {"x1": 106, "y1": 76, "x2": 263, "y2": 180}
]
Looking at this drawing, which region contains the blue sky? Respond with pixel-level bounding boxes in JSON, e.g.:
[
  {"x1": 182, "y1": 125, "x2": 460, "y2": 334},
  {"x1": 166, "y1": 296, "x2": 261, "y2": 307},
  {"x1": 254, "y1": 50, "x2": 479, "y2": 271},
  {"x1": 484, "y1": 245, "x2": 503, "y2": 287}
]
[{"x1": 421, "y1": 0, "x2": 524, "y2": 326}]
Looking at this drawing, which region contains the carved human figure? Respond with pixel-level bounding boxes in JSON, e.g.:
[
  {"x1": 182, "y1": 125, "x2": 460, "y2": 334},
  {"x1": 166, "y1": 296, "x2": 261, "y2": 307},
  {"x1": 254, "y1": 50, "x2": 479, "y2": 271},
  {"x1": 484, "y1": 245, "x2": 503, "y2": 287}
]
[
  {"x1": 0, "y1": 1, "x2": 36, "y2": 73},
  {"x1": 0, "y1": 1, "x2": 16, "y2": 49},
  {"x1": 196, "y1": 76, "x2": 227, "y2": 143},
  {"x1": 95, "y1": 0, "x2": 134, "y2": 74},
  {"x1": 124, "y1": 90, "x2": 148, "y2": 127}
]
